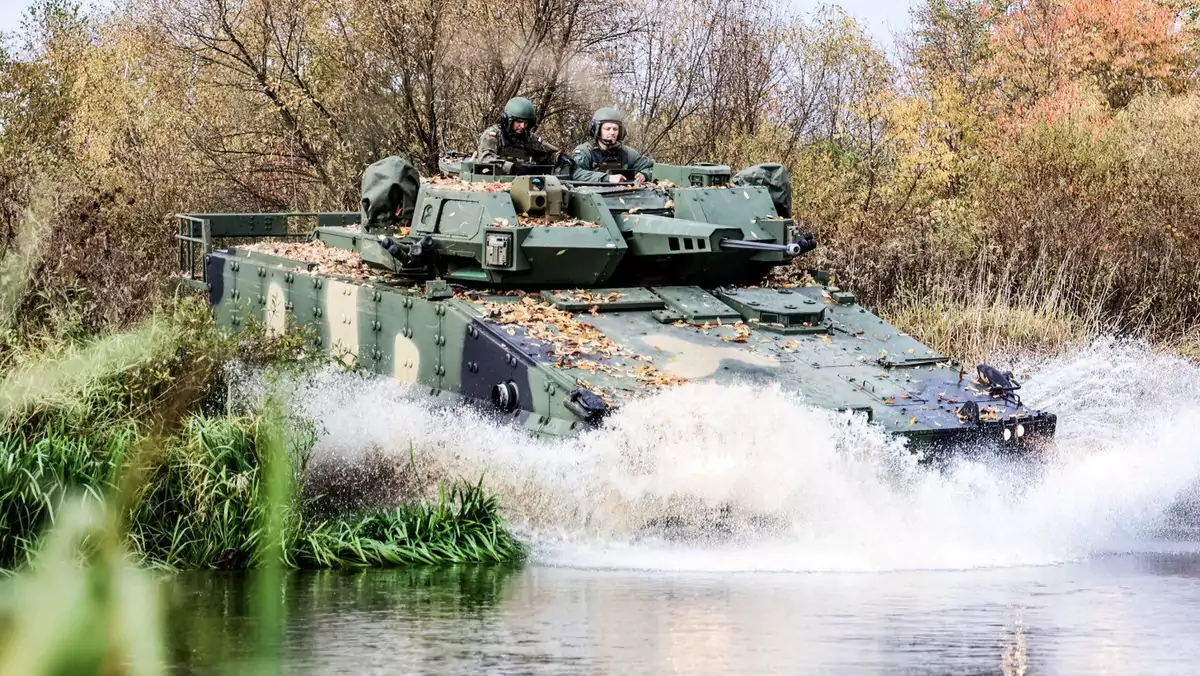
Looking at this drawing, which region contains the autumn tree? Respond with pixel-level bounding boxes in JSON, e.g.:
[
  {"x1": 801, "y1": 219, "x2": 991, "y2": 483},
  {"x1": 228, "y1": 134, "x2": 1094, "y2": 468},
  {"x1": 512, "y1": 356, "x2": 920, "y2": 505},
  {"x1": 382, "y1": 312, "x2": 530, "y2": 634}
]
[
  {"x1": 988, "y1": 0, "x2": 1198, "y2": 112},
  {"x1": 608, "y1": 1, "x2": 894, "y2": 167},
  {"x1": 891, "y1": 0, "x2": 998, "y2": 203},
  {"x1": 338, "y1": 0, "x2": 642, "y2": 171},
  {"x1": 0, "y1": 0, "x2": 90, "y2": 166}
]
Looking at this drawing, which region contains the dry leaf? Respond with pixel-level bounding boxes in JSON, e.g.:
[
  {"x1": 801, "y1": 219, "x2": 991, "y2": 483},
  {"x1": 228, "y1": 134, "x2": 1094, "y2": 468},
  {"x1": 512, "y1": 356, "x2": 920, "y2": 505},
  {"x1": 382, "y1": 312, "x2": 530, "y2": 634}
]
[
  {"x1": 241, "y1": 240, "x2": 370, "y2": 278},
  {"x1": 424, "y1": 176, "x2": 510, "y2": 192},
  {"x1": 520, "y1": 217, "x2": 601, "y2": 228},
  {"x1": 470, "y1": 296, "x2": 685, "y2": 391}
]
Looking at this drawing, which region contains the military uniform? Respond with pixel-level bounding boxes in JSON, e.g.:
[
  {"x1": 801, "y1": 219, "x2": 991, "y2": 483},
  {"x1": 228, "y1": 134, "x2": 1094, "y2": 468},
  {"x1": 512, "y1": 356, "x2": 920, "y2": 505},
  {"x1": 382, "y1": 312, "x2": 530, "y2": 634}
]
[
  {"x1": 571, "y1": 140, "x2": 655, "y2": 181},
  {"x1": 474, "y1": 116, "x2": 608, "y2": 182},
  {"x1": 475, "y1": 123, "x2": 559, "y2": 165},
  {"x1": 570, "y1": 106, "x2": 654, "y2": 182}
]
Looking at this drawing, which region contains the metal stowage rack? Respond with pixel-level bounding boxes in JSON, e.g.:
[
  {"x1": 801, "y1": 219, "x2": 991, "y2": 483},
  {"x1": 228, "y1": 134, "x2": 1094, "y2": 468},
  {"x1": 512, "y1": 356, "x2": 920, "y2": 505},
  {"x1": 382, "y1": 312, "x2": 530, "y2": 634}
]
[{"x1": 174, "y1": 212, "x2": 359, "y2": 284}]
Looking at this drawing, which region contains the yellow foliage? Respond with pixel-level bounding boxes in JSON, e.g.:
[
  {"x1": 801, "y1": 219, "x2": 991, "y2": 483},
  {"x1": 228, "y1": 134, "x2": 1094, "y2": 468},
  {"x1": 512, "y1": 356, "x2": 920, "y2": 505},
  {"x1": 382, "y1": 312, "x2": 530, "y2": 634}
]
[{"x1": 2, "y1": 0, "x2": 1200, "y2": 345}]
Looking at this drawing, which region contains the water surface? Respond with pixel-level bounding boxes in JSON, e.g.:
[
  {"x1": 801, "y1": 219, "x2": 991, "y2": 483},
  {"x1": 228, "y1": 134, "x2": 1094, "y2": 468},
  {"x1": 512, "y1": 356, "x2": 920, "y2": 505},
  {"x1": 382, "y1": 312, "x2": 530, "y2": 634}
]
[{"x1": 169, "y1": 546, "x2": 1200, "y2": 675}]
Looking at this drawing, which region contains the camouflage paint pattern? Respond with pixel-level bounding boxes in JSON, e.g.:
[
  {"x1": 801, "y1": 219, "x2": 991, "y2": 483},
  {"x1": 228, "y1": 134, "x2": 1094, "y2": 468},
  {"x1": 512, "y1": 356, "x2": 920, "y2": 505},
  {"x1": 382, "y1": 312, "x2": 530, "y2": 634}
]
[{"x1": 202, "y1": 253, "x2": 1055, "y2": 450}]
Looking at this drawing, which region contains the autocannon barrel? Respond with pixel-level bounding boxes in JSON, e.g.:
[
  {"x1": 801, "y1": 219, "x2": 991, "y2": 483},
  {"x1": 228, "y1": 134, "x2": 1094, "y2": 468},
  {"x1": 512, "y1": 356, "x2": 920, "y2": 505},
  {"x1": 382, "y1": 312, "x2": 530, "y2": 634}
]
[{"x1": 718, "y1": 237, "x2": 813, "y2": 257}]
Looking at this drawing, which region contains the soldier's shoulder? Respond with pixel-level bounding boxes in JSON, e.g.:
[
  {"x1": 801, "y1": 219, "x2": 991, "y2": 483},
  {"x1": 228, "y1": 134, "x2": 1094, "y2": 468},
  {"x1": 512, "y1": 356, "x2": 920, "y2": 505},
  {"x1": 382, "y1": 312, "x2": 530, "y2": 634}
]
[
  {"x1": 571, "y1": 141, "x2": 594, "y2": 153},
  {"x1": 481, "y1": 125, "x2": 501, "y2": 138}
]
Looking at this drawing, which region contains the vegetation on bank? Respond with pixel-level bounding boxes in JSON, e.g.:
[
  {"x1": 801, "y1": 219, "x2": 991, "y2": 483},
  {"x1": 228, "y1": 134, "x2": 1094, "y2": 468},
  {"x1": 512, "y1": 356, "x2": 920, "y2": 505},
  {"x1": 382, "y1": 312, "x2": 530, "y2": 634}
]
[
  {"x1": 0, "y1": 277, "x2": 523, "y2": 671},
  {"x1": 1, "y1": 412, "x2": 524, "y2": 571},
  {"x1": 0, "y1": 293, "x2": 525, "y2": 572},
  {"x1": 4, "y1": 0, "x2": 1200, "y2": 362}
]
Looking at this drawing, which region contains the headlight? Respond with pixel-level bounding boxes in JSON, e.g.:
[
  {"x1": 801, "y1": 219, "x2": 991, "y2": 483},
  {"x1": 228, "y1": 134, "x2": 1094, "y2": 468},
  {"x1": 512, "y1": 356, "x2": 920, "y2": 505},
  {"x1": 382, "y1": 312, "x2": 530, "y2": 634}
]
[
  {"x1": 1003, "y1": 428, "x2": 1012, "y2": 441},
  {"x1": 1016, "y1": 423, "x2": 1026, "y2": 438}
]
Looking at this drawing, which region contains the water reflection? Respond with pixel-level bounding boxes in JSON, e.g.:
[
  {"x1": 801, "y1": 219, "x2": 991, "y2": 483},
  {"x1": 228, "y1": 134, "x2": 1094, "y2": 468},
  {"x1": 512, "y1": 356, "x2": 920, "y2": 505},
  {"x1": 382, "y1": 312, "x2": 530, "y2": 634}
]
[
  {"x1": 165, "y1": 552, "x2": 1200, "y2": 675},
  {"x1": 167, "y1": 565, "x2": 521, "y2": 674}
]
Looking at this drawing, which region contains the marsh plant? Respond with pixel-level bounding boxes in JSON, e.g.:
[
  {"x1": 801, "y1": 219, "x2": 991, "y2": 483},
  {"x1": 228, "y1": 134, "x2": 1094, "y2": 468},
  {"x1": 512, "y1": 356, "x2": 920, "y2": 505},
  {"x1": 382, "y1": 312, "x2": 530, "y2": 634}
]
[
  {"x1": 0, "y1": 194, "x2": 524, "y2": 674},
  {"x1": 0, "y1": 296, "x2": 525, "y2": 569}
]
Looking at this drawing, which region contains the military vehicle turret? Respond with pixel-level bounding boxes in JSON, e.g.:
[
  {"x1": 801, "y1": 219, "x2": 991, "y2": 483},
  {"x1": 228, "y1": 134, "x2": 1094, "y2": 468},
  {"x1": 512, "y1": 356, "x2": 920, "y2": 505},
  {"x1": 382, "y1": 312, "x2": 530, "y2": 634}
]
[{"x1": 175, "y1": 155, "x2": 1056, "y2": 457}]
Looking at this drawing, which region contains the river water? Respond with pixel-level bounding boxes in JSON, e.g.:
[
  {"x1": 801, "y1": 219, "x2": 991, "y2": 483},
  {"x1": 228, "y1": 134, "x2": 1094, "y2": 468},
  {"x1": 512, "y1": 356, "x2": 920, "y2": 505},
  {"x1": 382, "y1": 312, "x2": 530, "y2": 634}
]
[{"x1": 183, "y1": 339, "x2": 1200, "y2": 674}]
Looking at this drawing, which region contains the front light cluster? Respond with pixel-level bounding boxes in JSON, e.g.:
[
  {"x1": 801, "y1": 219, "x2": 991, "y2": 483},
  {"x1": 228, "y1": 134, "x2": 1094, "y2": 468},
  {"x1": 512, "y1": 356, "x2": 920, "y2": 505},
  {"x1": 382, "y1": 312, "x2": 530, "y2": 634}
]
[{"x1": 1002, "y1": 423, "x2": 1028, "y2": 442}]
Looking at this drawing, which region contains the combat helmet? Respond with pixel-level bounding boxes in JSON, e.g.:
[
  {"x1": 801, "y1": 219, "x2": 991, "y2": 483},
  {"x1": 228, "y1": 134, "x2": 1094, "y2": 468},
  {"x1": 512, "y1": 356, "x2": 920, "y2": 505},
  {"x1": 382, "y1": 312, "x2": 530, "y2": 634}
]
[
  {"x1": 588, "y1": 107, "x2": 627, "y2": 143},
  {"x1": 499, "y1": 97, "x2": 537, "y2": 135}
]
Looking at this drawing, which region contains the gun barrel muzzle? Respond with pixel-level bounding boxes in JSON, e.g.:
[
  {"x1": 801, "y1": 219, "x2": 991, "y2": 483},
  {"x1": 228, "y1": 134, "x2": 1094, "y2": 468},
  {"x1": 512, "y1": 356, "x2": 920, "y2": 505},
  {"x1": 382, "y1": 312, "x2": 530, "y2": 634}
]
[{"x1": 718, "y1": 238, "x2": 803, "y2": 256}]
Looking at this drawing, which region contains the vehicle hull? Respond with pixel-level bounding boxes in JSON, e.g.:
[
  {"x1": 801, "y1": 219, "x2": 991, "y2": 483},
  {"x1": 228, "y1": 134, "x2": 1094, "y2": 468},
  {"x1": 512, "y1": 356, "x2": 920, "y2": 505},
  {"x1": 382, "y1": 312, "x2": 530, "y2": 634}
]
[{"x1": 202, "y1": 248, "x2": 1056, "y2": 454}]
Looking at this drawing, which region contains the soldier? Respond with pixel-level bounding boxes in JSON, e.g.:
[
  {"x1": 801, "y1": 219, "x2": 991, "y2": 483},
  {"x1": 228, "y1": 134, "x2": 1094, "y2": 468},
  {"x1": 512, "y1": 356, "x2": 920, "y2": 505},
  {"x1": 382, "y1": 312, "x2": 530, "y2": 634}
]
[
  {"x1": 475, "y1": 97, "x2": 608, "y2": 182},
  {"x1": 572, "y1": 107, "x2": 654, "y2": 184}
]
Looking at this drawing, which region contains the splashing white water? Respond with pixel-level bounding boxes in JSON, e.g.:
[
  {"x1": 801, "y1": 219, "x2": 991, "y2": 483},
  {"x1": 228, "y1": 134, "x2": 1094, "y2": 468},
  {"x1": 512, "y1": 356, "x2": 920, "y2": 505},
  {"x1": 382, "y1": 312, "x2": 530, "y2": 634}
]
[{"x1": 235, "y1": 337, "x2": 1200, "y2": 572}]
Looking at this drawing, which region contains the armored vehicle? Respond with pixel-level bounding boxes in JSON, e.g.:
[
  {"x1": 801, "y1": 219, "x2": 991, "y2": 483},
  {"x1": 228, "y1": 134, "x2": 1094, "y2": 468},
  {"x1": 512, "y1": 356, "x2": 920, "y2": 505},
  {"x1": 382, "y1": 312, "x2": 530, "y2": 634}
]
[{"x1": 175, "y1": 155, "x2": 1056, "y2": 456}]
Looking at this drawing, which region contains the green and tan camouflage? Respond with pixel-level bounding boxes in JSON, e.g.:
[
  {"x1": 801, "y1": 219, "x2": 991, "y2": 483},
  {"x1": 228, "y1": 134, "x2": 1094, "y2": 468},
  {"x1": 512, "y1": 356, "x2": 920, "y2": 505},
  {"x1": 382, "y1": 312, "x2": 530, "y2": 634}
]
[{"x1": 175, "y1": 156, "x2": 1056, "y2": 457}]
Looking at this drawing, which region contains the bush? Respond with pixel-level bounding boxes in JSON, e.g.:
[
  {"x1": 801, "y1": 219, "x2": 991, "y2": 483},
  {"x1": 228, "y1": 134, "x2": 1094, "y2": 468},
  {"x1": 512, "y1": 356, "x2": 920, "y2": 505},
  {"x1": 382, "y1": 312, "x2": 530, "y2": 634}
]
[{"x1": 0, "y1": 294, "x2": 525, "y2": 570}]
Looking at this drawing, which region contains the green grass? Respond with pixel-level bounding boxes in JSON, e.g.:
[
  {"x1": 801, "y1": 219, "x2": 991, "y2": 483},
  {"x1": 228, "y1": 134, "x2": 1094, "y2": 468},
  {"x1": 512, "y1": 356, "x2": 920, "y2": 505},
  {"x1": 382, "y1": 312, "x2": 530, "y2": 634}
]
[
  {"x1": 0, "y1": 407, "x2": 526, "y2": 573},
  {"x1": 0, "y1": 285, "x2": 526, "y2": 572},
  {"x1": 0, "y1": 421, "x2": 136, "y2": 567},
  {"x1": 295, "y1": 479, "x2": 525, "y2": 568},
  {"x1": 0, "y1": 413, "x2": 525, "y2": 673}
]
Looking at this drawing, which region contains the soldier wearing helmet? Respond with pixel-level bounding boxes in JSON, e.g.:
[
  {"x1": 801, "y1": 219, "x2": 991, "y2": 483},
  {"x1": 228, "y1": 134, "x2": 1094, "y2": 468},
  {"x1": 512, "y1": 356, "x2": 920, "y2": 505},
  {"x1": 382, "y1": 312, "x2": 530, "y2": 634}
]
[
  {"x1": 475, "y1": 97, "x2": 607, "y2": 181},
  {"x1": 572, "y1": 107, "x2": 654, "y2": 184}
]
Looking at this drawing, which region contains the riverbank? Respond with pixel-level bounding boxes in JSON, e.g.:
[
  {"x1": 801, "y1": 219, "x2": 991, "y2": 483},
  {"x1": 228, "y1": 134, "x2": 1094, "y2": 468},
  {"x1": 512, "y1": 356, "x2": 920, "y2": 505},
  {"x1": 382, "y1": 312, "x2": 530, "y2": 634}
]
[{"x1": 0, "y1": 295, "x2": 525, "y2": 572}]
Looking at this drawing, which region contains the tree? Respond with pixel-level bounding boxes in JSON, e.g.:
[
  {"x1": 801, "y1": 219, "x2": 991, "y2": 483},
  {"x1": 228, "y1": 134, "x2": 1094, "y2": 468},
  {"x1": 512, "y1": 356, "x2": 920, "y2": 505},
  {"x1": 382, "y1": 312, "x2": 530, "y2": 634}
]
[{"x1": 988, "y1": 0, "x2": 1197, "y2": 111}]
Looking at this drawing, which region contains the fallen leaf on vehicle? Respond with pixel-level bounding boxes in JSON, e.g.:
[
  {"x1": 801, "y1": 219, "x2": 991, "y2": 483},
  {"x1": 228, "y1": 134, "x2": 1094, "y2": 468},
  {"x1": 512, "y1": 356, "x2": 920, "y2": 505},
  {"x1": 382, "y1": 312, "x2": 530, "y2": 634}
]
[
  {"x1": 241, "y1": 240, "x2": 370, "y2": 278},
  {"x1": 469, "y1": 296, "x2": 687, "y2": 391},
  {"x1": 520, "y1": 217, "x2": 600, "y2": 228}
]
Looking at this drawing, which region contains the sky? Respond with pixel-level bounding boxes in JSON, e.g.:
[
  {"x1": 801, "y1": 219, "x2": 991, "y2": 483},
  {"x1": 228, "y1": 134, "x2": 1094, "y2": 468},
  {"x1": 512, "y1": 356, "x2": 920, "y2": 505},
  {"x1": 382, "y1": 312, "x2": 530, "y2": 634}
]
[
  {"x1": 0, "y1": 0, "x2": 918, "y2": 45},
  {"x1": 800, "y1": 0, "x2": 917, "y2": 42},
  {"x1": 0, "y1": 1, "x2": 31, "y2": 38}
]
